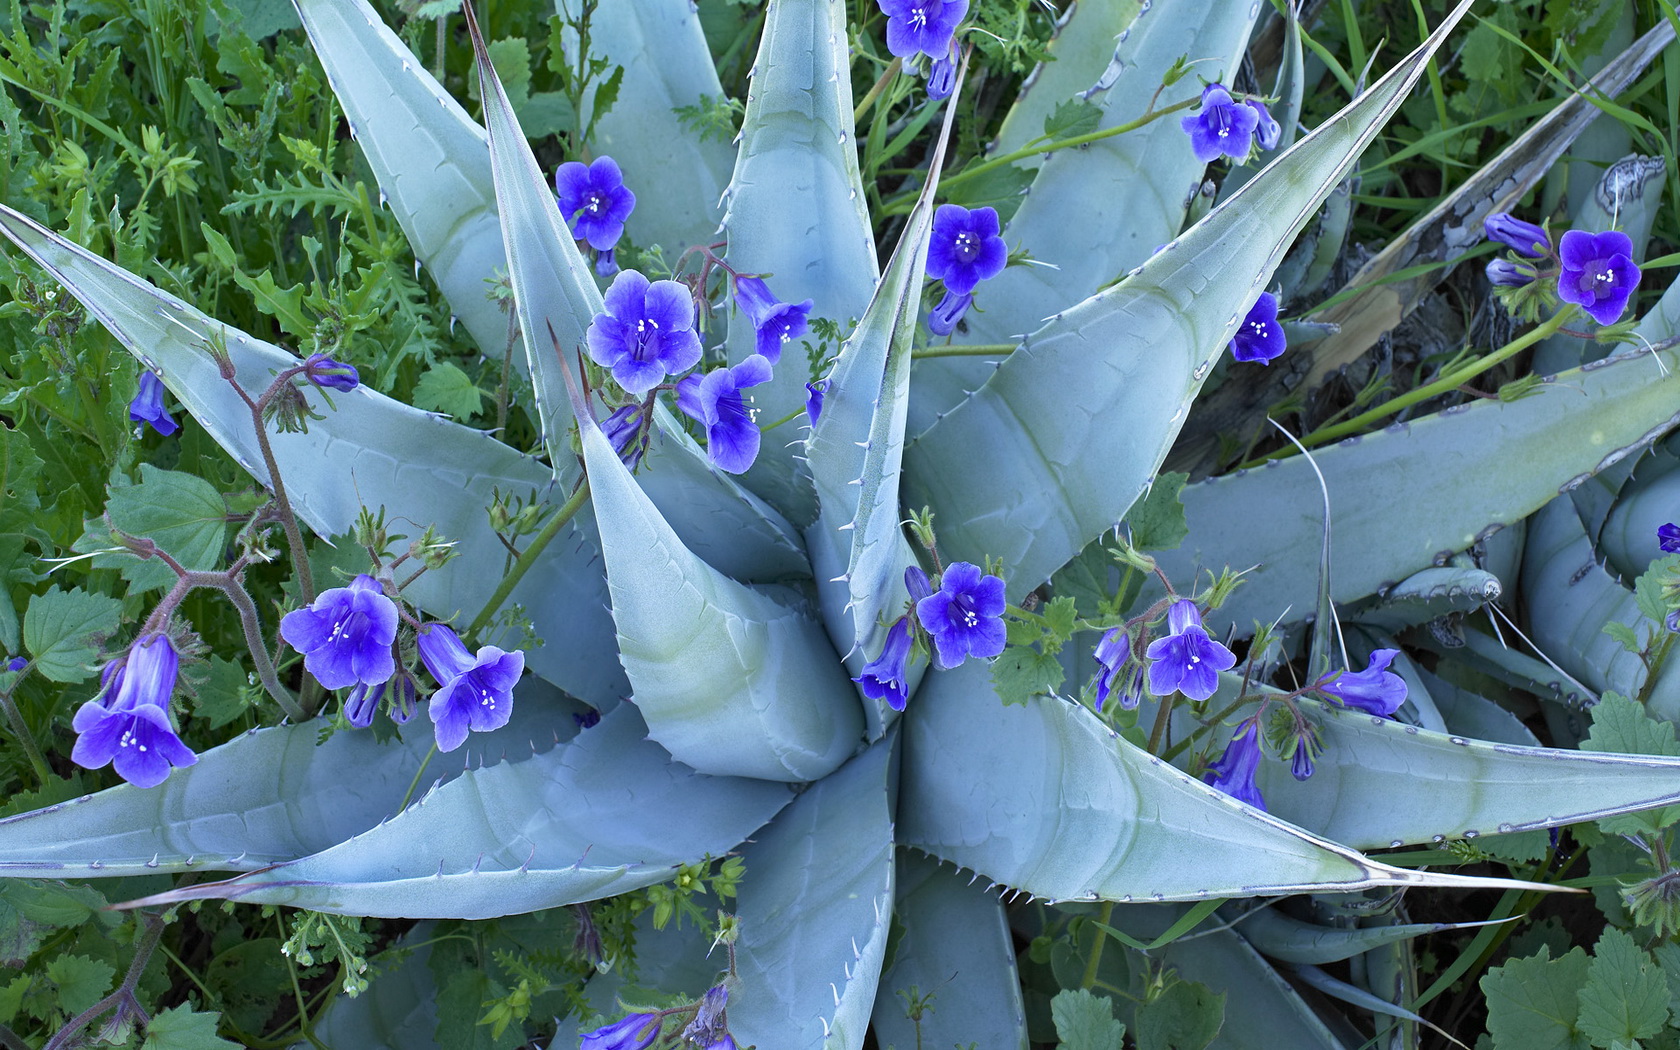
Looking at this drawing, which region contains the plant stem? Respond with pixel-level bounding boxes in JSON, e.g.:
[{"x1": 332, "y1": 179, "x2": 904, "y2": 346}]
[
  {"x1": 1146, "y1": 692, "x2": 1176, "y2": 755},
  {"x1": 240, "y1": 376, "x2": 316, "y2": 604},
  {"x1": 0, "y1": 687, "x2": 49, "y2": 786},
  {"x1": 42, "y1": 912, "x2": 164, "y2": 1050},
  {"x1": 854, "y1": 57, "x2": 903, "y2": 124},
  {"x1": 911, "y1": 342, "x2": 1018, "y2": 359},
  {"x1": 466, "y1": 478, "x2": 592, "y2": 637},
  {"x1": 1081, "y1": 900, "x2": 1116, "y2": 989},
  {"x1": 180, "y1": 570, "x2": 307, "y2": 721}
]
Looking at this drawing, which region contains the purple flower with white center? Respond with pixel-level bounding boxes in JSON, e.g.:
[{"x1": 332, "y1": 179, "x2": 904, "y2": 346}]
[
  {"x1": 555, "y1": 155, "x2": 636, "y2": 253},
  {"x1": 1486, "y1": 258, "x2": 1538, "y2": 288},
  {"x1": 927, "y1": 54, "x2": 956, "y2": 100},
  {"x1": 1092, "y1": 628, "x2": 1142, "y2": 712},
  {"x1": 280, "y1": 574, "x2": 398, "y2": 691},
  {"x1": 1203, "y1": 719, "x2": 1266, "y2": 810},
  {"x1": 916, "y1": 561, "x2": 1007, "y2": 669},
  {"x1": 579, "y1": 1013, "x2": 661, "y2": 1050},
  {"x1": 879, "y1": 0, "x2": 968, "y2": 60},
  {"x1": 1484, "y1": 213, "x2": 1550, "y2": 258},
  {"x1": 1229, "y1": 292, "x2": 1285, "y2": 364},
  {"x1": 1557, "y1": 229, "x2": 1641, "y2": 325},
  {"x1": 1247, "y1": 99, "x2": 1281, "y2": 150},
  {"x1": 1145, "y1": 599, "x2": 1236, "y2": 702},
  {"x1": 927, "y1": 205, "x2": 1007, "y2": 296},
  {"x1": 927, "y1": 290, "x2": 974, "y2": 337},
  {"x1": 1314, "y1": 648, "x2": 1407, "y2": 717},
  {"x1": 1660, "y1": 523, "x2": 1680, "y2": 553},
  {"x1": 417, "y1": 624, "x2": 524, "y2": 753},
  {"x1": 856, "y1": 617, "x2": 914, "y2": 711},
  {"x1": 587, "y1": 270, "x2": 704, "y2": 396},
  {"x1": 303, "y1": 353, "x2": 359, "y2": 392},
  {"x1": 676, "y1": 354, "x2": 774, "y2": 474},
  {"x1": 129, "y1": 372, "x2": 179, "y2": 437},
  {"x1": 601, "y1": 403, "x2": 649, "y2": 470},
  {"x1": 71, "y1": 634, "x2": 196, "y2": 789},
  {"x1": 344, "y1": 681, "x2": 384, "y2": 728},
  {"x1": 805, "y1": 380, "x2": 826, "y2": 427},
  {"x1": 1180, "y1": 84, "x2": 1260, "y2": 163},
  {"x1": 732, "y1": 276, "x2": 813, "y2": 364}
]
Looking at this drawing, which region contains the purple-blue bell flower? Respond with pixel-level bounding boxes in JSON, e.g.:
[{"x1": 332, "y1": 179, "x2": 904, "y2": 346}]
[
  {"x1": 856, "y1": 617, "x2": 914, "y2": 711},
  {"x1": 579, "y1": 1013, "x2": 661, "y2": 1050},
  {"x1": 587, "y1": 270, "x2": 704, "y2": 396},
  {"x1": 555, "y1": 155, "x2": 636, "y2": 252},
  {"x1": 417, "y1": 624, "x2": 524, "y2": 753},
  {"x1": 386, "y1": 667, "x2": 419, "y2": 724},
  {"x1": 595, "y1": 248, "x2": 619, "y2": 278},
  {"x1": 704, "y1": 1039, "x2": 738, "y2": 1050},
  {"x1": 681, "y1": 985, "x2": 729, "y2": 1045},
  {"x1": 303, "y1": 353, "x2": 359, "y2": 392},
  {"x1": 1203, "y1": 719, "x2": 1266, "y2": 810},
  {"x1": 805, "y1": 380, "x2": 826, "y2": 427},
  {"x1": 1290, "y1": 741, "x2": 1315, "y2": 781},
  {"x1": 1486, "y1": 258, "x2": 1538, "y2": 288},
  {"x1": 1093, "y1": 628, "x2": 1144, "y2": 712},
  {"x1": 1144, "y1": 599, "x2": 1236, "y2": 702},
  {"x1": 1229, "y1": 292, "x2": 1285, "y2": 364},
  {"x1": 1180, "y1": 84, "x2": 1259, "y2": 163},
  {"x1": 1247, "y1": 98, "x2": 1281, "y2": 150},
  {"x1": 70, "y1": 634, "x2": 196, "y2": 789},
  {"x1": 927, "y1": 290, "x2": 974, "y2": 336},
  {"x1": 927, "y1": 54, "x2": 956, "y2": 100},
  {"x1": 129, "y1": 372, "x2": 179, "y2": 437},
  {"x1": 1315, "y1": 649, "x2": 1407, "y2": 717},
  {"x1": 879, "y1": 0, "x2": 968, "y2": 60},
  {"x1": 1484, "y1": 213, "x2": 1550, "y2": 258},
  {"x1": 344, "y1": 681, "x2": 384, "y2": 728},
  {"x1": 926, "y1": 204, "x2": 1007, "y2": 296},
  {"x1": 5, "y1": 657, "x2": 24, "y2": 672},
  {"x1": 905, "y1": 565, "x2": 933, "y2": 603},
  {"x1": 1660, "y1": 523, "x2": 1680, "y2": 553},
  {"x1": 916, "y1": 561, "x2": 1007, "y2": 669},
  {"x1": 280, "y1": 574, "x2": 398, "y2": 691},
  {"x1": 1557, "y1": 229, "x2": 1641, "y2": 325},
  {"x1": 732, "y1": 276, "x2": 813, "y2": 364},
  {"x1": 676, "y1": 354, "x2": 773, "y2": 474},
  {"x1": 1668, "y1": 609, "x2": 1680, "y2": 634},
  {"x1": 601, "y1": 403, "x2": 649, "y2": 470}
]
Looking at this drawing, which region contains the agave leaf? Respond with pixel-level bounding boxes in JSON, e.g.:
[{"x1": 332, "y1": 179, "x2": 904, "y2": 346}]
[
  {"x1": 899, "y1": 661, "x2": 1545, "y2": 901},
  {"x1": 553, "y1": 0, "x2": 734, "y2": 252},
  {"x1": 1418, "y1": 667, "x2": 1541, "y2": 748},
  {"x1": 117, "y1": 705, "x2": 794, "y2": 919},
  {"x1": 986, "y1": 0, "x2": 1142, "y2": 162},
  {"x1": 1349, "y1": 565, "x2": 1502, "y2": 635},
  {"x1": 293, "y1": 0, "x2": 506, "y2": 358},
  {"x1": 1171, "y1": 19, "x2": 1676, "y2": 473},
  {"x1": 577, "y1": 407, "x2": 863, "y2": 782},
  {"x1": 870, "y1": 850, "x2": 1028, "y2": 1050},
  {"x1": 0, "y1": 681, "x2": 580, "y2": 878},
  {"x1": 729, "y1": 734, "x2": 895, "y2": 1050},
  {"x1": 1599, "y1": 444, "x2": 1680, "y2": 583},
  {"x1": 1151, "y1": 341, "x2": 1680, "y2": 641},
  {"x1": 908, "y1": 0, "x2": 1263, "y2": 437},
  {"x1": 905, "y1": 0, "x2": 1476, "y2": 601},
  {"x1": 1229, "y1": 902, "x2": 1511, "y2": 966},
  {"x1": 0, "y1": 202, "x2": 629, "y2": 703},
  {"x1": 719, "y1": 0, "x2": 880, "y2": 522}
]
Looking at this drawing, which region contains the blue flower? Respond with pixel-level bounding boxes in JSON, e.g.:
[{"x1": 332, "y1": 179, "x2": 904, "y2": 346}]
[
  {"x1": 1203, "y1": 720, "x2": 1266, "y2": 810},
  {"x1": 856, "y1": 617, "x2": 914, "y2": 711},
  {"x1": 5, "y1": 657, "x2": 25, "y2": 672},
  {"x1": 804, "y1": 380, "x2": 826, "y2": 427},
  {"x1": 1314, "y1": 648, "x2": 1407, "y2": 717},
  {"x1": 676, "y1": 354, "x2": 773, "y2": 474},
  {"x1": 1660, "y1": 523, "x2": 1680, "y2": 553},
  {"x1": 344, "y1": 681, "x2": 384, "y2": 728},
  {"x1": 1558, "y1": 229, "x2": 1641, "y2": 325},
  {"x1": 1229, "y1": 292, "x2": 1285, "y2": 364},
  {"x1": 417, "y1": 624, "x2": 524, "y2": 753},
  {"x1": 1144, "y1": 599, "x2": 1236, "y2": 702},
  {"x1": 280, "y1": 574, "x2": 398, "y2": 691},
  {"x1": 601, "y1": 403, "x2": 649, "y2": 470},
  {"x1": 926, "y1": 204, "x2": 1007, "y2": 296},
  {"x1": 303, "y1": 353, "x2": 359, "y2": 392},
  {"x1": 1484, "y1": 213, "x2": 1550, "y2": 258},
  {"x1": 915, "y1": 561, "x2": 1006, "y2": 669},
  {"x1": 579, "y1": 1013, "x2": 660, "y2": 1050},
  {"x1": 905, "y1": 565, "x2": 933, "y2": 603},
  {"x1": 927, "y1": 290, "x2": 973, "y2": 337},
  {"x1": 129, "y1": 372, "x2": 179, "y2": 437},
  {"x1": 555, "y1": 155, "x2": 636, "y2": 253},
  {"x1": 1247, "y1": 99, "x2": 1280, "y2": 150},
  {"x1": 587, "y1": 270, "x2": 704, "y2": 396},
  {"x1": 879, "y1": 0, "x2": 968, "y2": 60},
  {"x1": 681, "y1": 985, "x2": 730, "y2": 1045},
  {"x1": 71, "y1": 634, "x2": 196, "y2": 789},
  {"x1": 927, "y1": 54, "x2": 956, "y2": 100},
  {"x1": 1180, "y1": 84, "x2": 1260, "y2": 163},
  {"x1": 1486, "y1": 259, "x2": 1538, "y2": 288},
  {"x1": 732, "y1": 276, "x2": 813, "y2": 364},
  {"x1": 1092, "y1": 628, "x2": 1143, "y2": 712},
  {"x1": 1291, "y1": 742, "x2": 1314, "y2": 781}
]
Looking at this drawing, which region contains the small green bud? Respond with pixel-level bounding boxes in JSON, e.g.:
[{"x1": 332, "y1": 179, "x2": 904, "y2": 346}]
[{"x1": 908, "y1": 506, "x2": 937, "y2": 553}]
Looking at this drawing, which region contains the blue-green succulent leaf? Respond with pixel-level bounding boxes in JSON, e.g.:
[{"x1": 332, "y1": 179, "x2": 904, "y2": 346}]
[
  {"x1": 0, "y1": 681, "x2": 582, "y2": 878},
  {"x1": 118, "y1": 705, "x2": 794, "y2": 918},
  {"x1": 900, "y1": 661, "x2": 1543, "y2": 901},
  {"x1": 1420, "y1": 667, "x2": 1541, "y2": 748},
  {"x1": 1351, "y1": 565, "x2": 1502, "y2": 635},
  {"x1": 1230, "y1": 903, "x2": 1511, "y2": 965},
  {"x1": 729, "y1": 734, "x2": 895, "y2": 1050},
  {"x1": 720, "y1": 0, "x2": 879, "y2": 521},
  {"x1": 871, "y1": 851, "x2": 1028, "y2": 1050},
  {"x1": 578, "y1": 410, "x2": 863, "y2": 781},
  {"x1": 905, "y1": 0, "x2": 1476, "y2": 600},
  {"x1": 294, "y1": 0, "x2": 505, "y2": 357},
  {"x1": 985, "y1": 1, "x2": 1142, "y2": 162},
  {"x1": 0, "y1": 202, "x2": 626, "y2": 703},
  {"x1": 554, "y1": 0, "x2": 733, "y2": 252}
]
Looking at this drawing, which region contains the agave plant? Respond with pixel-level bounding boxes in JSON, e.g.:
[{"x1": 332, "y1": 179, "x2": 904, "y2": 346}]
[{"x1": 6, "y1": 0, "x2": 1680, "y2": 1047}]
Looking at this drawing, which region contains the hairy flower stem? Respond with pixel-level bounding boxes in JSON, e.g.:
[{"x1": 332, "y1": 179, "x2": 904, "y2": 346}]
[
  {"x1": 182, "y1": 570, "x2": 308, "y2": 721},
  {"x1": 1146, "y1": 692, "x2": 1176, "y2": 756},
  {"x1": 0, "y1": 685, "x2": 49, "y2": 786},
  {"x1": 236, "y1": 369, "x2": 316, "y2": 604},
  {"x1": 1246, "y1": 307, "x2": 1576, "y2": 467},
  {"x1": 1081, "y1": 899, "x2": 1115, "y2": 989},
  {"x1": 42, "y1": 911, "x2": 164, "y2": 1050},
  {"x1": 854, "y1": 56, "x2": 903, "y2": 123},
  {"x1": 466, "y1": 478, "x2": 592, "y2": 637}
]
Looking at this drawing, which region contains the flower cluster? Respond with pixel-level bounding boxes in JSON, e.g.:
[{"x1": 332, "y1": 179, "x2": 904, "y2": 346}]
[
  {"x1": 71, "y1": 634, "x2": 197, "y2": 789},
  {"x1": 925, "y1": 204, "x2": 1008, "y2": 335},
  {"x1": 1483, "y1": 212, "x2": 1642, "y2": 325},
  {"x1": 1180, "y1": 84, "x2": 1280, "y2": 164},
  {"x1": 878, "y1": 0, "x2": 967, "y2": 100},
  {"x1": 853, "y1": 562, "x2": 1007, "y2": 711},
  {"x1": 579, "y1": 981, "x2": 737, "y2": 1050}
]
